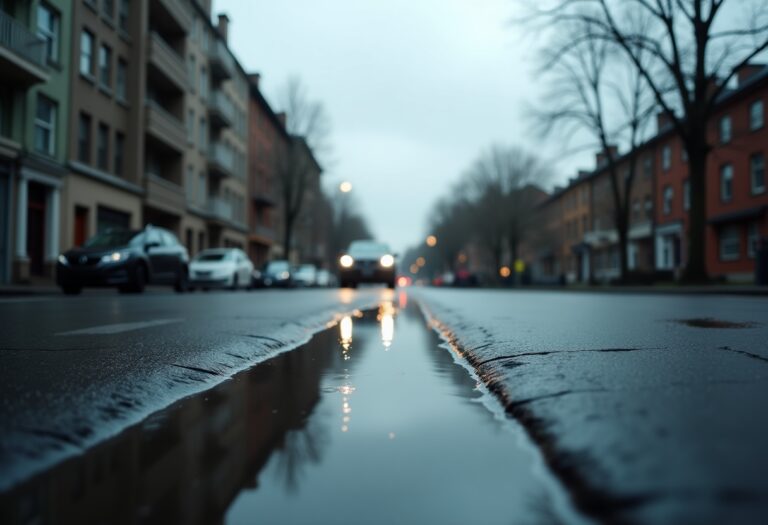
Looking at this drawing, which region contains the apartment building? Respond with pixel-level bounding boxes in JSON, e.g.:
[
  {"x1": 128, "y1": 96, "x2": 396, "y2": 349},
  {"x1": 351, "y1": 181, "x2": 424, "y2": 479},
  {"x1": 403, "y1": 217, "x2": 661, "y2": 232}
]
[
  {"x1": 656, "y1": 65, "x2": 768, "y2": 281},
  {"x1": 1, "y1": 0, "x2": 71, "y2": 283},
  {"x1": 247, "y1": 73, "x2": 288, "y2": 267}
]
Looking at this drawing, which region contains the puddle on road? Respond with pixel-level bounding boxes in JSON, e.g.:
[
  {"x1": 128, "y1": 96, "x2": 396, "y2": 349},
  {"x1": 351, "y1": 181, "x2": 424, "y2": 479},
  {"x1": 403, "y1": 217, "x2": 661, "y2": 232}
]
[
  {"x1": 672, "y1": 317, "x2": 756, "y2": 329},
  {"x1": 1, "y1": 295, "x2": 583, "y2": 525}
]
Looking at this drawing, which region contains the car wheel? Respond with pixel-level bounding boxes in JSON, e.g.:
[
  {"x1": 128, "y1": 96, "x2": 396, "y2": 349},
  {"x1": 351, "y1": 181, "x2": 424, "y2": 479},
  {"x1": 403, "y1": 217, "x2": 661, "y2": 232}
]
[
  {"x1": 174, "y1": 267, "x2": 188, "y2": 293},
  {"x1": 61, "y1": 285, "x2": 82, "y2": 296},
  {"x1": 126, "y1": 264, "x2": 147, "y2": 294}
]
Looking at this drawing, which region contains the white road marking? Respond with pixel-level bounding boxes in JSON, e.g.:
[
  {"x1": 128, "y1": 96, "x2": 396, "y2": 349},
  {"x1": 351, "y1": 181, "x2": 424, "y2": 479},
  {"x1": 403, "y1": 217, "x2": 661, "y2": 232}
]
[{"x1": 56, "y1": 318, "x2": 183, "y2": 336}]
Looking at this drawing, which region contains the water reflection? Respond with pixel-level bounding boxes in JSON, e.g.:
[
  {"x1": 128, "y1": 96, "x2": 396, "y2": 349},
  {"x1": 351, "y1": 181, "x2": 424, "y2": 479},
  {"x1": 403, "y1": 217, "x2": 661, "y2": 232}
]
[
  {"x1": 377, "y1": 301, "x2": 397, "y2": 349},
  {"x1": 339, "y1": 315, "x2": 353, "y2": 356}
]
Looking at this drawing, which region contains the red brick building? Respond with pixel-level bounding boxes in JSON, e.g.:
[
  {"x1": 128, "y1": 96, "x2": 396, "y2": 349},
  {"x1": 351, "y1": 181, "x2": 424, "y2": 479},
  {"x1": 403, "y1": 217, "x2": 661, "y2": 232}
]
[
  {"x1": 655, "y1": 65, "x2": 767, "y2": 281},
  {"x1": 247, "y1": 74, "x2": 289, "y2": 267}
]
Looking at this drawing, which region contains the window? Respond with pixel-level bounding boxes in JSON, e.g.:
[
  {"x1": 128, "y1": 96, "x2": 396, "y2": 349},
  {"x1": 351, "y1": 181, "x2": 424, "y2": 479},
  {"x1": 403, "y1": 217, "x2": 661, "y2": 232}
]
[
  {"x1": 719, "y1": 226, "x2": 740, "y2": 261},
  {"x1": 643, "y1": 155, "x2": 653, "y2": 178},
  {"x1": 663, "y1": 186, "x2": 673, "y2": 215},
  {"x1": 80, "y1": 30, "x2": 94, "y2": 76},
  {"x1": 116, "y1": 59, "x2": 127, "y2": 100},
  {"x1": 644, "y1": 196, "x2": 653, "y2": 218},
  {"x1": 748, "y1": 223, "x2": 760, "y2": 259},
  {"x1": 37, "y1": 3, "x2": 60, "y2": 63},
  {"x1": 199, "y1": 116, "x2": 206, "y2": 150},
  {"x1": 187, "y1": 108, "x2": 194, "y2": 142},
  {"x1": 102, "y1": 0, "x2": 114, "y2": 19},
  {"x1": 97, "y1": 123, "x2": 109, "y2": 170},
  {"x1": 118, "y1": 0, "x2": 130, "y2": 32},
  {"x1": 200, "y1": 66, "x2": 207, "y2": 100},
  {"x1": 720, "y1": 164, "x2": 733, "y2": 202},
  {"x1": 78, "y1": 113, "x2": 92, "y2": 163},
  {"x1": 186, "y1": 165, "x2": 195, "y2": 201},
  {"x1": 198, "y1": 171, "x2": 206, "y2": 204},
  {"x1": 750, "y1": 100, "x2": 764, "y2": 131},
  {"x1": 99, "y1": 45, "x2": 112, "y2": 88},
  {"x1": 114, "y1": 132, "x2": 124, "y2": 176},
  {"x1": 720, "y1": 115, "x2": 732, "y2": 144},
  {"x1": 34, "y1": 95, "x2": 56, "y2": 156},
  {"x1": 662, "y1": 145, "x2": 671, "y2": 171},
  {"x1": 751, "y1": 153, "x2": 765, "y2": 195},
  {"x1": 683, "y1": 179, "x2": 690, "y2": 211},
  {"x1": 188, "y1": 55, "x2": 196, "y2": 93}
]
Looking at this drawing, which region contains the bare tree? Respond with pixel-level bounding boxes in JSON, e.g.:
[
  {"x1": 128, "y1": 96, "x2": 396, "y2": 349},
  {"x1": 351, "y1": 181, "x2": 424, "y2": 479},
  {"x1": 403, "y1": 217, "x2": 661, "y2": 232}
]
[
  {"x1": 533, "y1": 0, "x2": 768, "y2": 282},
  {"x1": 535, "y1": 15, "x2": 655, "y2": 281},
  {"x1": 275, "y1": 78, "x2": 331, "y2": 260}
]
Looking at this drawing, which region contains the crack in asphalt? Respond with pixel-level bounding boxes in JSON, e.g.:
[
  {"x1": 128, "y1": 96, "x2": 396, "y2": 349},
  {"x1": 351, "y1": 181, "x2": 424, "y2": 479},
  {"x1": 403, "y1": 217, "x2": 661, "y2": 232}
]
[
  {"x1": 474, "y1": 347, "x2": 658, "y2": 367},
  {"x1": 718, "y1": 346, "x2": 768, "y2": 364},
  {"x1": 171, "y1": 364, "x2": 223, "y2": 376},
  {"x1": 505, "y1": 389, "x2": 610, "y2": 410}
]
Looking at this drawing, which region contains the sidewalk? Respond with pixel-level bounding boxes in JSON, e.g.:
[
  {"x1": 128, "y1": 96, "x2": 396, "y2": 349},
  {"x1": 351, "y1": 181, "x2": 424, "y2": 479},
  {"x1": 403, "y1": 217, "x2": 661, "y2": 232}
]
[
  {"x1": 0, "y1": 283, "x2": 60, "y2": 296},
  {"x1": 415, "y1": 288, "x2": 768, "y2": 525},
  {"x1": 509, "y1": 283, "x2": 768, "y2": 296}
]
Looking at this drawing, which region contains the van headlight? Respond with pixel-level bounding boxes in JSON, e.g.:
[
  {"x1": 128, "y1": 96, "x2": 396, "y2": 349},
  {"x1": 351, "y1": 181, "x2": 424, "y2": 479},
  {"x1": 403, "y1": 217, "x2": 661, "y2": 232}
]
[
  {"x1": 380, "y1": 254, "x2": 395, "y2": 268},
  {"x1": 340, "y1": 255, "x2": 354, "y2": 268},
  {"x1": 57, "y1": 254, "x2": 69, "y2": 266},
  {"x1": 100, "y1": 251, "x2": 128, "y2": 264}
]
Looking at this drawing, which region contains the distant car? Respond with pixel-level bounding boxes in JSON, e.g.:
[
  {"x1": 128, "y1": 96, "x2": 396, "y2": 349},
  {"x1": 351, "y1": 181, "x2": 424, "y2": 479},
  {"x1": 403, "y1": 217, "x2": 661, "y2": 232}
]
[
  {"x1": 56, "y1": 226, "x2": 189, "y2": 295},
  {"x1": 189, "y1": 248, "x2": 253, "y2": 290},
  {"x1": 338, "y1": 240, "x2": 396, "y2": 289},
  {"x1": 262, "y1": 260, "x2": 293, "y2": 288},
  {"x1": 316, "y1": 269, "x2": 334, "y2": 288},
  {"x1": 293, "y1": 264, "x2": 318, "y2": 287}
]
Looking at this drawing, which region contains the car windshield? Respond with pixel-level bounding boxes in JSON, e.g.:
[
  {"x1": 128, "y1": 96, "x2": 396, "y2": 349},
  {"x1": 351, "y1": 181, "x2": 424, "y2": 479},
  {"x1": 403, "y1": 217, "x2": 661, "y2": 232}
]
[
  {"x1": 348, "y1": 241, "x2": 390, "y2": 257},
  {"x1": 266, "y1": 261, "x2": 290, "y2": 272},
  {"x1": 83, "y1": 230, "x2": 141, "y2": 249},
  {"x1": 194, "y1": 251, "x2": 232, "y2": 262}
]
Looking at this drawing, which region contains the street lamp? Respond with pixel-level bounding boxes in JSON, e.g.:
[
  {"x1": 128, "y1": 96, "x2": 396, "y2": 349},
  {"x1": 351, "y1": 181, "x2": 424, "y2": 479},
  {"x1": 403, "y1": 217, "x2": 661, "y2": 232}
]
[
  {"x1": 426, "y1": 235, "x2": 437, "y2": 247},
  {"x1": 339, "y1": 181, "x2": 353, "y2": 193}
]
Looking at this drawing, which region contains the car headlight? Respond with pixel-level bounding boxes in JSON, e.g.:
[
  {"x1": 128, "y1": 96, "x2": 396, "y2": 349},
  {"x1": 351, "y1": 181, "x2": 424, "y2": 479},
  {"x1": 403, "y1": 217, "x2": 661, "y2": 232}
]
[
  {"x1": 279, "y1": 271, "x2": 290, "y2": 280},
  {"x1": 380, "y1": 254, "x2": 395, "y2": 268},
  {"x1": 57, "y1": 254, "x2": 69, "y2": 266},
  {"x1": 340, "y1": 255, "x2": 354, "y2": 268},
  {"x1": 100, "y1": 251, "x2": 128, "y2": 264}
]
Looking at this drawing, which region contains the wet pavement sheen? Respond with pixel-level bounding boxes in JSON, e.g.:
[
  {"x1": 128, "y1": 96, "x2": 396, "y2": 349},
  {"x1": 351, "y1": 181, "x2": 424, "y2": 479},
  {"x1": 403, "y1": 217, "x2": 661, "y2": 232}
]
[{"x1": 1, "y1": 296, "x2": 578, "y2": 524}]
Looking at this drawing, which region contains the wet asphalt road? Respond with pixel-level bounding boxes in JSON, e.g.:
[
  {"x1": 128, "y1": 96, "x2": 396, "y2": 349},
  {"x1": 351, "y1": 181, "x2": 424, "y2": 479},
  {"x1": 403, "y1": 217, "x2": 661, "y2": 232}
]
[{"x1": 2, "y1": 287, "x2": 767, "y2": 524}]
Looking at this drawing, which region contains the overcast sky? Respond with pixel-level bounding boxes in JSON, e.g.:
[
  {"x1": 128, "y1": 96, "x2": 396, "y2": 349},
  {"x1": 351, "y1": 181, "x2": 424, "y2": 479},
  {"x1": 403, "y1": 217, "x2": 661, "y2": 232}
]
[{"x1": 216, "y1": 0, "x2": 593, "y2": 253}]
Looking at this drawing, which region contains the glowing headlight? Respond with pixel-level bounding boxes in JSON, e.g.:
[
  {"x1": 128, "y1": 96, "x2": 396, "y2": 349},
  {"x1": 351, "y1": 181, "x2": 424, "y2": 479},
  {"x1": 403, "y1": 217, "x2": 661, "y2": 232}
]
[
  {"x1": 57, "y1": 254, "x2": 69, "y2": 265},
  {"x1": 380, "y1": 254, "x2": 395, "y2": 268},
  {"x1": 100, "y1": 251, "x2": 126, "y2": 264},
  {"x1": 340, "y1": 255, "x2": 354, "y2": 268},
  {"x1": 279, "y1": 271, "x2": 290, "y2": 280}
]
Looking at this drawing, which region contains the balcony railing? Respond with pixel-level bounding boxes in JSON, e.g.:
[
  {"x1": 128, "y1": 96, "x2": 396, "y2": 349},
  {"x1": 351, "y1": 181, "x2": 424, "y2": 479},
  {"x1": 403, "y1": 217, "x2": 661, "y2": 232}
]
[
  {"x1": 207, "y1": 196, "x2": 233, "y2": 221},
  {"x1": 145, "y1": 100, "x2": 186, "y2": 153},
  {"x1": 209, "y1": 39, "x2": 234, "y2": 80},
  {"x1": 148, "y1": 32, "x2": 187, "y2": 92},
  {"x1": 209, "y1": 90, "x2": 234, "y2": 128},
  {"x1": 208, "y1": 142, "x2": 235, "y2": 177},
  {"x1": 252, "y1": 224, "x2": 276, "y2": 242},
  {"x1": 0, "y1": 9, "x2": 47, "y2": 83}
]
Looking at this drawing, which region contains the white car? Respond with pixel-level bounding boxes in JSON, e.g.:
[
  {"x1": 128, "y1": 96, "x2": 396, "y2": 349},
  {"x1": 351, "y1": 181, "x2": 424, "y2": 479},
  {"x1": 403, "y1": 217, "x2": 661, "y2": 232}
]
[
  {"x1": 293, "y1": 264, "x2": 318, "y2": 287},
  {"x1": 189, "y1": 248, "x2": 254, "y2": 290}
]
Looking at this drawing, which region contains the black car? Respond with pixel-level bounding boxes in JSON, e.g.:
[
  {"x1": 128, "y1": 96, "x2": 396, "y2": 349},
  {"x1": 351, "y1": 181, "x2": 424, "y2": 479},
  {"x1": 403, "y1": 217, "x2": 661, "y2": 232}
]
[
  {"x1": 338, "y1": 240, "x2": 396, "y2": 289},
  {"x1": 56, "y1": 226, "x2": 189, "y2": 295},
  {"x1": 258, "y1": 260, "x2": 293, "y2": 288}
]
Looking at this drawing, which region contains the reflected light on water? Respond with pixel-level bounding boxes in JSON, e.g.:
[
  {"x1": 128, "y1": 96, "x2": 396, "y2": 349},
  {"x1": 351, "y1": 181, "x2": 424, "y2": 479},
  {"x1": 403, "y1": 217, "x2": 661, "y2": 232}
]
[
  {"x1": 338, "y1": 288, "x2": 355, "y2": 304},
  {"x1": 339, "y1": 316, "x2": 353, "y2": 353},
  {"x1": 398, "y1": 291, "x2": 408, "y2": 309},
  {"x1": 377, "y1": 301, "x2": 397, "y2": 349}
]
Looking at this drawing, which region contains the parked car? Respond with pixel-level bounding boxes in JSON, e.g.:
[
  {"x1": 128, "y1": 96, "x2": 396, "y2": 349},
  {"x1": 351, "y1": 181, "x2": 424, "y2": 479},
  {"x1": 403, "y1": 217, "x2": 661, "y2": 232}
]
[
  {"x1": 56, "y1": 226, "x2": 189, "y2": 295},
  {"x1": 261, "y1": 260, "x2": 293, "y2": 288},
  {"x1": 293, "y1": 264, "x2": 318, "y2": 287},
  {"x1": 316, "y1": 269, "x2": 335, "y2": 288},
  {"x1": 189, "y1": 248, "x2": 253, "y2": 290},
  {"x1": 338, "y1": 240, "x2": 397, "y2": 289}
]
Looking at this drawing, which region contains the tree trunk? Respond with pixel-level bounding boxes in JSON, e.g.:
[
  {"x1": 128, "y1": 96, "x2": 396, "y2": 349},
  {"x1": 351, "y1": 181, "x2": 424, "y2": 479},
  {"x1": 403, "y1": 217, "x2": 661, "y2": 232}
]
[
  {"x1": 510, "y1": 238, "x2": 519, "y2": 287},
  {"x1": 682, "y1": 137, "x2": 709, "y2": 283}
]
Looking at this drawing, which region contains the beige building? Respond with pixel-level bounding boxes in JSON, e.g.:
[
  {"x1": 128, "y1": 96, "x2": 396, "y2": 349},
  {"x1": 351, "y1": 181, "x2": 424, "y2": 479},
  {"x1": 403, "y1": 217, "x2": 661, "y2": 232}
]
[{"x1": 58, "y1": 0, "x2": 248, "y2": 279}]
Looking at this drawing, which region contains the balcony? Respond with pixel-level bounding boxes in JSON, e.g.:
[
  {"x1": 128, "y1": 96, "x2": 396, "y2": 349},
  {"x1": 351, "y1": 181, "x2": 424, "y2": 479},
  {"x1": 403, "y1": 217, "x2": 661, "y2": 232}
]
[
  {"x1": 147, "y1": 32, "x2": 187, "y2": 93},
  {"x1": 207, "y1": 142, "x2": 234, "y2": 179},
  {"x1": 251, "y1": 188, "x2": 276, "y2": 207},
  {"x1": 145, "y1": 101, "x2": 186, "y2": 154},
  {"x1": 0, "y1": 10, "x2": 48, "y2": 86},
  {"x1": 152, "y1": 0, "x2": 192, "y2": 35},
  {"x1": 144, "y1": 174, "x2": 185, "y2": 215},
  {"x1": 209, "y1": 91, "x2": 234, "y2": 129},
  {"x1": 209, "y1": 40, "x2": 234, "y2": 80},
  {"x1": 251, "y1": 224, "x2": 276, "y2": 243},
  {"x1": 207, "y1": 196, "x2": 233, "y2": 222}
]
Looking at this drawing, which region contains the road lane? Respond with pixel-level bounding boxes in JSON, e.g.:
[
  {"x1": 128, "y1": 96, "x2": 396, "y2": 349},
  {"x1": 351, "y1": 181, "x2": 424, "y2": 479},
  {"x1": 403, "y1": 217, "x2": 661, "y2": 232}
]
[{"x1": 0, "y1": 288, "x2": 385, "y2": 490}]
